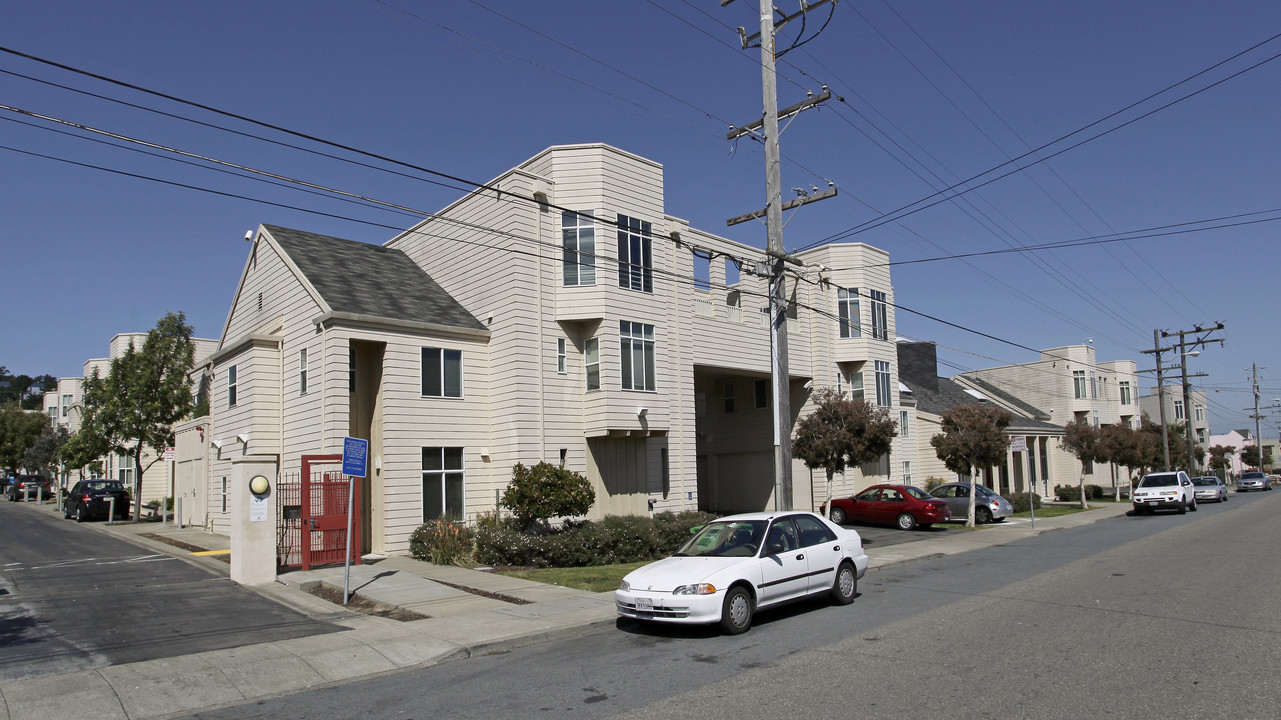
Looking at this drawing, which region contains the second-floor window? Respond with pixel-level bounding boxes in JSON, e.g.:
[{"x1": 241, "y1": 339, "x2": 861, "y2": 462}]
[
  {"x1": 1119, "y1": 380, "x2": 1132, "y2": 405},
  {"x1": 299, "y1": 348, "x2": 308, "y2": 394},
  {"x1": 849, "y1": 370, "x2": 865, "y2": 401},
  {"x1": 838, "y1": 288, "x2": 861, "y2": 338},
  {"x1": 62, "y1": 394, "x2": 72, "y2": 416},
  {"x1": 585, "y1": 338, "x2": 600, "y2": 391},
  {"x1": 1195, "y1": 405, "x2": 1204, "y2": 422},
  {"x1": 870, "y1": 290, "x2": 889, "y2": 340},
  {"x1": 620, "y1": 320, "x2": 656, "y2": 391},
  {"x1": 562, "y1": 210, "x2": 596, "y2": 286},
  {"x1": 617, "y1": 215, "x2": 653, "y2": 293},
  {"x1": 557, "y1": 339, "x2": 567, "y2": 374},
  {"x1": 1073, "y1": 370, "x2": 1086, "y2": 399},
  {"x1": 422, "y1": 348, "x2": 462, "y2": 398},
  {"x1": 875, "y1": 360, "x2": 891, "y2": 407},
  {"x1": 900, "y1": 410, "x2": 910, "y2": 438},
  {"x1": 228, "y1": 365, "x2": 238, "y2": 407},
  {"x1": 1174, "y1": 399, "x2": 1185, "y2": 420}
]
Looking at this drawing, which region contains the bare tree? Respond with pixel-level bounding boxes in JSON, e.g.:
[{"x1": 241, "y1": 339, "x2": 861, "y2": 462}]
[
  {"x1": 793, "y1": 388, "x2": 897, "y2": 520},
  {"x1": 929, "y1": 405, "x2": 1012, "y2": 527}
]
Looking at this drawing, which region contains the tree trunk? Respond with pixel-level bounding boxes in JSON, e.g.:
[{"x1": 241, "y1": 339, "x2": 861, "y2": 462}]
[
  {"x1": 1078, "y1": 464, "x2": 1089, "y2": 510},
  {"x1": 966, "y1": 464, "x2": 977, "y2": 528},
  {"x1": 824, "y1": 468, "x2": 835, "y2": 520},
  {"x1": 132, "y1": 446, "x2": 143, "y2": 521}
]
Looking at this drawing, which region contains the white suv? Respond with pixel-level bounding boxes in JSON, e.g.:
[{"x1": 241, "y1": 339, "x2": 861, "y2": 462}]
[{"x1": 1132, "y1": 471, "x2": 1197, "y2": 515}]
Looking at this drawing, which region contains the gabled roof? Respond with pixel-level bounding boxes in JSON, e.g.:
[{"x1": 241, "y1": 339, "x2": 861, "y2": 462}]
[
  {"x1": 264, "y1": 225, "x2": 485, "y2": 332},
  {"x1": 959, "y1": 375, "x2": 1053, "y2": 420},
  {"x1": 901, "y1": 375, "x2": 1062, "y2": 435}
]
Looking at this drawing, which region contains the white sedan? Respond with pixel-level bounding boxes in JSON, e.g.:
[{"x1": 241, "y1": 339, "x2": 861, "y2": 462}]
[{"x1": 615, "y1": 511, "x2": 870, "y2": 634}]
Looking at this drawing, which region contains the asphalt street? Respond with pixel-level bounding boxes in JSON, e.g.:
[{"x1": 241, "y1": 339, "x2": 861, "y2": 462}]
[
  {"x1": 176, "y1": 490, "x2": 1278, "y2": 720},
  {"x1": 0, "y1": 499, "x2": 341, "y2": 684}
]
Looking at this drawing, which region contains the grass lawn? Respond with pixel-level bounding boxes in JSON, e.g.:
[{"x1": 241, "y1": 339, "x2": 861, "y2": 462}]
[
  {"x1": 491, "y1": 561, "x2": 650, "y2": 593},
  {"x1": 1012, "y1": 502, "x2": 1121, "y2": 519}
]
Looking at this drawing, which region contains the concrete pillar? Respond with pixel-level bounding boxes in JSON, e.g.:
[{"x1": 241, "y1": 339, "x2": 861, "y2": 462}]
[{"x1": 230, "y1": 454, "x2": 279, "y2": 585}]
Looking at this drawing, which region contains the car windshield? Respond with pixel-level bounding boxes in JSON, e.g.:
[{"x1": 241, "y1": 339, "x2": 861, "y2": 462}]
[
  {"x1": 85, "y1": 481, "x2": 125, "y2": 492},
  {"x1": 903, "y1": 486, "x2": 933, "y2": 500},
  {"x1": 674, "y1": 520, "x2": 768, "y2": 558},
  {"x1": 1140, "y1": 474, "x2": 1178, "y2": 487},
  {"x1": 1192, "y1": 479, "x2": 1216, "y2": 486},
  {"x1": 1242, "y1": 472, "x2": 1266, "y2": 479}
]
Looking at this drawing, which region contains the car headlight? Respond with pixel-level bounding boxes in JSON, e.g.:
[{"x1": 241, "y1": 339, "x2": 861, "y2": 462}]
[
  {"x1": 673, "y1": 583, "x2": 717, "y2": 595},
  {"x1": 619, "y1": 580, "x2": 630, "y2": 592}
]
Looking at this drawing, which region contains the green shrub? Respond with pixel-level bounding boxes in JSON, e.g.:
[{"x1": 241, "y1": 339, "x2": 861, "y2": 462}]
[
  {"x1": 1055, "y1": 484, "x2": 1082, "y2": 502},
  {"x1": 1007, "y1": 492, "x2": 1041, "y2": 513},
  {"x1": 475, "y1": 510, "x2": 716, "y2": 568},
  {"x1": 500, "y1": 462, "x2": 595, "y2": 530},
  {"x1": 1084, "y1": 484, "x2": 1105, "y2": 499},
  {"x1": 924, "y1": 476, "x2": 946, "y2": 492},
  {"x1": 409, "y1": 518, "x2": 476, "y2": 566}
]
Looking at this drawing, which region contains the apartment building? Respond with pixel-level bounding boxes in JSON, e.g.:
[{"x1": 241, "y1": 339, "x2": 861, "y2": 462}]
[
  {"x1": 1138, "y1": 386, "x2": 1210, "y2": 471},
  {"x1": 186, "y1": 144, "x2": 909, "y2": 555}
]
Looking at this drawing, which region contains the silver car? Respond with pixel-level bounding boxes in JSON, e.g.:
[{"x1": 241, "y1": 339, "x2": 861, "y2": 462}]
[
  {"x1": 1237, "y1": 471, "x2": 1272, "y2": 491},
  {"x1": 1191, "y1": 476, "x2": 1228, "y2": 503},
  {"x1": 929, "y1": 482, "x2": 1014, "y2": 524}
]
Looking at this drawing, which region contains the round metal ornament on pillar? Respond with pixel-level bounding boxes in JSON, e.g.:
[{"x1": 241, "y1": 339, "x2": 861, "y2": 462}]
[{"x1": 249, "y1": 474, "x2": 271, "y2": 496}]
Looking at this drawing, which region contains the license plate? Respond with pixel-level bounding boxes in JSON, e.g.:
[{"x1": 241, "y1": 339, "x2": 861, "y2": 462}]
[
  {"x1": 1147, "y1": 500, "x2": 1158, "y2": 505},
  {"x1": 634, "y1": 598, "x2": 653, "y2": 611}
]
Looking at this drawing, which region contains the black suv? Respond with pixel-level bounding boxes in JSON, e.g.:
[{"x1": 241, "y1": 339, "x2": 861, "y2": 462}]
[{"x1": 6, "y1": 475, "x2": 52, "y2": 501}]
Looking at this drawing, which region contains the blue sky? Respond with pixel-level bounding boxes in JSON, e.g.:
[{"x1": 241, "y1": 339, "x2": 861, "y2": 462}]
[{"x1": 3, "y1": 1, "x2": 1279, "y2": 436}]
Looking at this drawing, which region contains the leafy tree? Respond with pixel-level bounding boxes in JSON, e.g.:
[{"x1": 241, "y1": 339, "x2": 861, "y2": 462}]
[
  {"x1": 60, "y1": 428, "x2": 112, "y2": 482},
  {"x1": 1062, "y1": 419, "x2": 1104, "y2": 510},
  {"x1": 930, "y1": 405, "x2": 1012, "y2": 527},
  {"x1": 22, "y1": 425, "x2": 69, "y2": 480},
  {"x1": 80, "y1": 312, "x2": 196, "y2": 520},
  {"x1": 0, "y1": 401, "x2": 50, "y2": 476},
  {"x1": 1135, "y1": 418, "x2": 1201, "y2": 473},
  {"x1": 1240, "y1": 444, "x2": 1262, "y2": 470},
  {"x1": 1207, "y1": 444, "x2": 1235, "y2": 477},
  {"x1": 0, "y1": 370, "x2": 58, "y2": 410},
  {"x1": 500, "y1": 461, "x2": 595, "y2": 531},
  {"x1": 1098, "y1": 423, "x2": 1146, "y2": 501},
  {"x1": 792, "y1": 388, "x2": 898, "y2": 520}
]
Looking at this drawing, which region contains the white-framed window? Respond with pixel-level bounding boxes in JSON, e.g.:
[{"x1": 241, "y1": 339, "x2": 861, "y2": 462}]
[
  {"x1": 220, "y1": 477, "x2": 228, "y2": 513},
  {"x1": 62, "y1": 394, "x2": 73, "y2": 417},
  {"x1": 299, "y1": 348, "x2": 308, "y2": 394},
  {"x1": 562, "y1": 210, "x2": 596, "y2": 286},
  {"x1": 1195, "y1": 405, "x2": 1204, "y2": 422},
  {"x1": 723, "y1": 383, "x2": 735, "y2": 413},
  {"x1": 617, "y1": 214, "x2": 653, "y2": 293},
  {"x1": 49, "y1": 407, "x2": 58, "y2": 421},
  {"x1": 902, "y1": 461, "x2": 913, "y2": 485},
  {"x1": 1119, "y1": 380, "x2": 1132, "y2": 405},
  {"x1": 422, "y1": 447, "x2": 464, "y2": 521},
  {"x1": 1174, "y1": 399, "x2": 1185, "y2": 420},
  {"x1": 228, "y1": 365, "x2": 238, "y2": 407},
  {"x1": 585, "y1": 338, "x2": 601, "y2": 391},
  {"x1": 1089, "y1": 373, "x2": 1098, "y2": 400},
  {"x1": 755, "y1": 379, "x2": 769, "y2": 409},
  {"x1": 850, "y1": 370, "x2": 865, "y2": 401},
  {"x1": 900, "y1": 410, "x2": 910, "y2": 438},
  {"x1": 875, "y1": 361, "x2": 891, "y2": 407},
  {"x1": 837, "y1": 287, "x2": 861, "y2": 338},
  {"x1": 870, "y1": 290, "x2": 889, "y2": 340},
  {"x1": 557, "y1": 339, "x2": 567, "y2": 374},
  {"x1": 421, "y1": 348, "x2": 462, "y2": 398},
  {"x1": 1073, "y1": 370, "x2": 1086, "y2": 399},
  {"x1": 1196, "y1": 428, "x2": 1206, "y2": 443},
  {"x1": 620, "y1": 321, "x2": 656, "y2": 391}
]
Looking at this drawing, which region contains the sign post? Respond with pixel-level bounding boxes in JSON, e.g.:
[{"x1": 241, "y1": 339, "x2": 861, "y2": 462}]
[
  {"x1": 341, "y1": 437, "x2": 368, "y2": 605},
  {"x1": 1011, "y1": 436, "x2": 1032, "y2": 529}
]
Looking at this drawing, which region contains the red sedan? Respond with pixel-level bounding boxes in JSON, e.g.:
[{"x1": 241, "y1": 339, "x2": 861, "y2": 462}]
[{"x1": 822, "y1": 484, "x2": 950, "y2": 530}]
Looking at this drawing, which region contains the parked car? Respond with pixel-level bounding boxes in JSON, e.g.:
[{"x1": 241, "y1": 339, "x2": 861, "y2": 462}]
[
  {"x1": 929, "y1": 482, "x2": 1014, "y2": 524},
  {"x1": 1237, "y1": 471, "x2": 1272, "y2": 492},
  {"x1": 822, "y1": 484, "x2": 951, "y2": 530},
  {"x1": 62, "y1": 479, "x2": 131, "y2": 521},
  {"x1": 1132, "y1": 471, "x2": 1197, "y2": 514},
  {"x1": 616, "y1": 511, "x2": 869, "y2": 634},
  {"x1": 1191, "y1": 476, "x2": 1228, "y2": 503},
  {"x1": 6, "y1": 475, "x2": 51, "y2": 501}
]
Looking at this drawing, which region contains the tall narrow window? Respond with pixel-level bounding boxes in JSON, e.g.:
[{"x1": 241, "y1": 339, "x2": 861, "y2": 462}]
[
  {"x1": 875, "y1": 361, "x2": 891, "y2": 407},
  {"x1": 900, "y1": 410, "x2": 910, "y2": 438},
  {"x1": 619, "y1": 321, "x2": 656, "y2": 391},
  {"x1": 585, "y1": 338, "x2": 600, "y2": 391},
  {"x1": 1073, "y1": 370, "x2": 1086, "y2": 399},
  {"x1": 220, "y1": 477, "x2": 228, "y2": 513},
  {"x1": 1174, "y1": 399, "x2": 1185, "y2": 420},
  {"x1": 870, "y1": 290, "x2": 889, "y2": 340},
  {"x1": 902, "y1": 461, "x2": 913, "y2": 485},
  {"x1": 227, "y1": 365, "x2": 237, "y2": 408},
  {"x1": 1089, "y1": 373, "x2": 1098, "y2": 399},
  {"x1": 556, "y1": 339, "x2": 567, "y2": 374},
  {"x1": 1195, "y1": 405, "x2": 1204, "y2": 422},
  {"x1": 849, "y1": 370, "x2": 865, "y2": 401},
  {"x1": 62, "y1": 394, "x2": 73, "y2": 417},
  {"x1": 723, "y1": 383, "x2": 735, "y2": 413},
  {"x1": 299, "y1": 348, "x2": 308, "y2": 394},
  {"x1": 755, "y1": 378, "x2": 769, "y2": 409},
  {"x1": 562, "y1": 210, "x2": 596, "y2": 286},
  {"x1": 422, "y1": 447, "x2": 464, "y2": 521},
  {"x1": 1119, "y1": 380, "x2": 1132, "y2": 405},
  {"x1": 837, "y1": 288, "x2": 861, "y2": 338},
  {"x1": 616, "y1": 214, "x2": 653, "y2": 293},
  {"x1": 422, "y1": 348, "x2": 463, "y2": 398},
  {"x1": 349, "y1": 347, "x2": 356, "y2": 392}
]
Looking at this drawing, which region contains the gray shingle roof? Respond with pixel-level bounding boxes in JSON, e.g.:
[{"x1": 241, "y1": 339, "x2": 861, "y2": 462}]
[
  {"x1": 959, "y1": 375, "x2": 1053, "y2": 420},
  {"x1": 265, "y1": 225, "x2": 485, "y2": 332},
  {"x1": 901, "y1": 375, "x2": 1062, "y2": 434}
]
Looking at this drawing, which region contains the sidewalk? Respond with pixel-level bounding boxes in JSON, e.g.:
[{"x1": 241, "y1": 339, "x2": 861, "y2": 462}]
[{"x1": 0, "y1": 499, "x2": 1132, "y2": 720}]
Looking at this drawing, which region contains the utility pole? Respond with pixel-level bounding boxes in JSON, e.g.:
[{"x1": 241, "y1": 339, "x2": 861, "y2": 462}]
[
  {"x1": 1142, "y1": 330, "x2": 1172, "y2": 471},
  {"x1": 723, "y1": 0, "x2": 835, "y2": 511},
  {"x1": 1141, "y1": 323, "x2": 1223, "y2": 472}
]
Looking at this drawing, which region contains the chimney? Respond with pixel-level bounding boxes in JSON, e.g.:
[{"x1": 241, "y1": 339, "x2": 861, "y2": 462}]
[{"x1": 897, "y1": 341, "x2": 939, "y2": 393}]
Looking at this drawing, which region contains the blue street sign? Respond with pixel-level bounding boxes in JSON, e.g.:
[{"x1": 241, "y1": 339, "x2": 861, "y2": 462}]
[{"x1": 342, "y1": 437, "x2": 368, "y2": 477}]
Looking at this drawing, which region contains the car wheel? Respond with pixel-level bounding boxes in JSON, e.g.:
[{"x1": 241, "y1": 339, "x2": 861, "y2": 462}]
[
  {"x1": 1190, "y1": 498, "x2": 1197, "y2": 512},
  {"x1": 831, "y1": 562, "x2": 857, "y2": 605},
  {"x1": 830, "y1": 507, "x2": 846, "y2": 525},
  {"x1": 720, "y1": 586, "x2": 754, "y2": 635},
  {"x1": 1177, "y1": 499, "x2": 1187, "y2": 515},
  {"x1": 63, "y1": 503, "x2": 72, "y2": 519},
  {"x1": 75, "y1": 505, "x2": 86, "y2": 523},
  {"x1": 896, "y1": 513, "x2": 917, "y2": 531},
  {"x1": 976, "y1": 506, "x2": 993, "y2": 524}
]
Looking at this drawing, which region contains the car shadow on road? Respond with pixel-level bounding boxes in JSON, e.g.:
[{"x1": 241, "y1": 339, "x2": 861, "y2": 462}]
[{"x1": 614, "y1": 593, "x2": 862, "y2": 640}]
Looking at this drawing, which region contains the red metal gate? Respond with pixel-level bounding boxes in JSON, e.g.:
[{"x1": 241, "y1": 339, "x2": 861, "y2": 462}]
[{"x1": 277, "y1": 454, "x2": 361, "y2": 571}]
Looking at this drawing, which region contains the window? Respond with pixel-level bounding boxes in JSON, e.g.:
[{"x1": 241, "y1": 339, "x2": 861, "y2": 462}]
[
  {"x1": 616, "y1": 214, "x2": 653, "y2": 293},
  {"x1": 562, "y1": 210, "x2": 596, "y2": 286},
  {"x1": 755, "y1": 379, "x2": 769, "y2": 409},
  {"x1": 422, "y1": 447, "x2": 464, "y2": 521},
  {"x1": 421, "y1": 348, "x2": 462, "y2": 398},
  {"x1": 62, "y1": 394, "x2": 73, "y2": 417},
  {"x1": 557, "y1": 339, "x2": 567, "y2": 374},
  {"x1": 1119, "y1": 380, "x2": 1132, "y2": 405},
  {"x1": 870, "y1": 290, "x2": 889, "y2": 340},
  {"x1": 1195, "y1": 405, "x2": 1204, "y2": 422},
  {"x1": 585, "y1": 338, "x2": 600, "y2": 391},
  {"x1": 723, "y1": 383, "x2": 735, "y2": 413},
  {"x1": 1089, "y1": 373, "x2": 1097, "y2": 400},
  {"x1": 228, "y1": 365, "x2": 238, "y2": 407},
  {"x1": 49, "y1": 407, "x2": 58, "y2": 420},
  {"x1": 1174, "y1": 399, "x2": 1185, "y2": 420},
  {"x1": 619, "y1": 321, "x2": 655, "y2": 391},
  {"x1": 220, "y1": 477, "x2": 228, "y2": 513},
  {"x1": 849, "y1": 370, "x2": 865, "y2": 401},
  {"x1": 875, "y1": 361, "x2": 891, "y2": 407},
  {"x1": 900, "y1": 410, "x2": 910, "y2": 438},
  {"x1": 1073, "y1": 370, "x2": 1086, "y2": 399},
  {"x1": 902, "y1": 461, "x2": 913, "y2": 485},
  {"x1": 1040, "y1": 439, "x2": 1050, "y2": 482},
  {"x1": 349, "y1": 347, "x2": 356, "y2": 393},
  {"x1": 837, "y1": 288, "x2": 861, "y2": 338},
  {"x1": 299, "y1": 348, "x2": 308, "y2": 394},
  {"x1": 1196, "y1": 428, "x2": 1206, "y2": 444}
]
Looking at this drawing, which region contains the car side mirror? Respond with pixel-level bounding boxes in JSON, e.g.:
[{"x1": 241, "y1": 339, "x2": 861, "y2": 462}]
[{"x1": 767, "y1": 542, "x2": 785, "y2": 556}]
